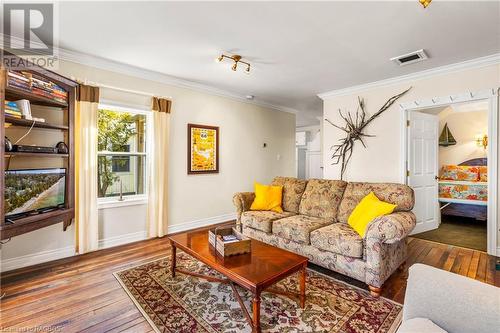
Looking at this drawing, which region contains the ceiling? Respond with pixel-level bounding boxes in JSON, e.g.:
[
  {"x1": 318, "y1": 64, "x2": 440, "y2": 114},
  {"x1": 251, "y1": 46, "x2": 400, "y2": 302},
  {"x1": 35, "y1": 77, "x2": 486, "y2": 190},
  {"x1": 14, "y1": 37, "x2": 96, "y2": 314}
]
[{"x1": 55, "y1": 1, "x2": 499, "y2": 126}]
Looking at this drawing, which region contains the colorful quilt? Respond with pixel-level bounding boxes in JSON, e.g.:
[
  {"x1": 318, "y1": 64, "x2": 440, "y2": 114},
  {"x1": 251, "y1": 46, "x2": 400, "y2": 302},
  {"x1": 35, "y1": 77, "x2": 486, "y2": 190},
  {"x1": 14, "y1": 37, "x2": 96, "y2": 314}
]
[
  {"x1": 478, "y1": 166, "x2": 488, "y2": 182},
  {"x1": 439, "y1": 181, "x2": 488, "y2": 202},
  {"x1": 440, "y1": 165, "x2": 480, "y2": 181},
  {"x1": 439, "y1": 165, "x2": 488, "y2": 203}
]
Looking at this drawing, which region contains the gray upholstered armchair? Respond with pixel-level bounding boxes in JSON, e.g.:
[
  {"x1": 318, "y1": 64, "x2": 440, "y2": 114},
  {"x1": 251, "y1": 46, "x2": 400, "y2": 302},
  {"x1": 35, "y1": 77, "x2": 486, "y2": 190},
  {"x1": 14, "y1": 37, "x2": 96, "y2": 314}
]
[{"x1": 397, "y1": 264, "x2": 500, "y2": 333}]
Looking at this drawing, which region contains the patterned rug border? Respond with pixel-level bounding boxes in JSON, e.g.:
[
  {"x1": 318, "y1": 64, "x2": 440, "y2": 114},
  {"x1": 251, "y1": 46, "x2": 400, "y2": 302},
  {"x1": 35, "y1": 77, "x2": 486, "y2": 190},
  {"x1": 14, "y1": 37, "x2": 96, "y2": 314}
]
[
  {"x1": 114, "y1": 269, "x2": 164, "y2": 333},
  {"x1": 113, "y1": 253, "x2": 402, "y2": 333}
]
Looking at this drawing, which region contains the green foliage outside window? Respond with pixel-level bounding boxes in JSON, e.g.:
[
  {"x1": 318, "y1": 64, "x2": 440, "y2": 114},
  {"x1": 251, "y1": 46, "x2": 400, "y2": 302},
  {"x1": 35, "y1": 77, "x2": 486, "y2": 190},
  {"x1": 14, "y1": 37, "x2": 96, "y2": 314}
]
[{"x1": 97, "y1": 110, "x2": 136, "y2": 197}]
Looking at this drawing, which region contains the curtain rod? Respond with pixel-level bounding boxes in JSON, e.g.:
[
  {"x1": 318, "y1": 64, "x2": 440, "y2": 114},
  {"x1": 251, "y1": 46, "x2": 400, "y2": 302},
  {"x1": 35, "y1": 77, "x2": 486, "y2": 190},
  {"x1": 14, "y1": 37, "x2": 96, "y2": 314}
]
[{"x1": 71, "y1": 77, "x2": 172, "y2": 100}]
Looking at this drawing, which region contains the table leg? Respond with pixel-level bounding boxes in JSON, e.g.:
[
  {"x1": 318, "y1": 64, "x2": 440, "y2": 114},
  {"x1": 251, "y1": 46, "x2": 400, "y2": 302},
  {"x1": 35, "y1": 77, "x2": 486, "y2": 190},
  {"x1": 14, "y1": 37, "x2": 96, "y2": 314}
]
[
  {"x1": 299, "y1": 263, "x2": 306, "y2": 308},
  {"x1": 252, "y1": 291, "x2": 261, "y2": 333},
  {"x1": 170, "y1": 242, "x2": 176, "y2": 278}
]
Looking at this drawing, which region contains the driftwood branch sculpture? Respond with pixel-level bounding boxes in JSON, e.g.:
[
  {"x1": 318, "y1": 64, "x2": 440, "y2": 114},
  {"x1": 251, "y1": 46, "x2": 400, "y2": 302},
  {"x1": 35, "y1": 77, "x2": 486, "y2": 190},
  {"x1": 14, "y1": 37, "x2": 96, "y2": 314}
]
[{"x1": 325, "y1": 87, "x2": 411, "y2": 179}]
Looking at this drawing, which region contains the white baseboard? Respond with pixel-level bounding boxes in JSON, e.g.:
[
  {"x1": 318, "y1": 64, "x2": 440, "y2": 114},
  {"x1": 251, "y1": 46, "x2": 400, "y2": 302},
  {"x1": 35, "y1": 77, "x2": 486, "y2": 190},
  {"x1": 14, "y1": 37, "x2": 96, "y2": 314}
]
[
  {"x1": 497, "y1": 247, "x2": 500, "y2": 257},
  {"x1": 167, "y1": 212, "x2": 237, "y2": 234},
  {"x1": 98, "y1": 231, "x2": 148, "y2": 250},
  {"x1": 1, "y1": 245, "x2": 76, "y2": 273},
  {"x1": 1, "y1": 213, "x2": 236, "y2": 273},
  {"x1": 97, "y1": 211, "x2": 235, "y2": 249}
]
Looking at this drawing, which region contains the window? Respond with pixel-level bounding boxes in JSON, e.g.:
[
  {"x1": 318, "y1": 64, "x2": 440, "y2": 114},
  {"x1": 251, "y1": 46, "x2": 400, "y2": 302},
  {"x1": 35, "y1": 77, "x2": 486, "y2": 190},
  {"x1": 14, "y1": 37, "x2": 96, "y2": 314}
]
[
  {"x1": 112, "y1": 145, "x2": 131, "y2": 172},
  {"x1": 97, "y1": 105, "x2": 149, "y2": 201},
  {"x1": 112, "y1": 156, "x2": 131, "y2": 173}
]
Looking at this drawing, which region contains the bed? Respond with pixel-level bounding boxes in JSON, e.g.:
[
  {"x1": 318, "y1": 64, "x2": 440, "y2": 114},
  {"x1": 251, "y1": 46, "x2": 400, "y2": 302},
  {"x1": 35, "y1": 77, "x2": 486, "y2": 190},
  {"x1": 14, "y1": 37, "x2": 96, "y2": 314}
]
[{"x1": 439, "y1": 158, "x2": 487, "y2": 221}]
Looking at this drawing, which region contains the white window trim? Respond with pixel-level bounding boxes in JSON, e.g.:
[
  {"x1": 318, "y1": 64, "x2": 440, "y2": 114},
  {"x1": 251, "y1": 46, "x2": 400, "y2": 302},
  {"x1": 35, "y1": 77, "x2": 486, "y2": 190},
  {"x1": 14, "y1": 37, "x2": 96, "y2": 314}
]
[
  {"x1": 97, "y1": 103, "x2": 152, "y2": 207},
  {"x1": 98, "y1": 195, "x2": 148, "y2": 210}
]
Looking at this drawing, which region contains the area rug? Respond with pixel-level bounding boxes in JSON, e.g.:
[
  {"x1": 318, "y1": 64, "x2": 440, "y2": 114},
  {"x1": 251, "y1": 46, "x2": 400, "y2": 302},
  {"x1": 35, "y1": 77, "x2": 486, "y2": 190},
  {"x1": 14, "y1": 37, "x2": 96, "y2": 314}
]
[{"x1": 115, "y1": 252, "x2": 402, "y2": 333}]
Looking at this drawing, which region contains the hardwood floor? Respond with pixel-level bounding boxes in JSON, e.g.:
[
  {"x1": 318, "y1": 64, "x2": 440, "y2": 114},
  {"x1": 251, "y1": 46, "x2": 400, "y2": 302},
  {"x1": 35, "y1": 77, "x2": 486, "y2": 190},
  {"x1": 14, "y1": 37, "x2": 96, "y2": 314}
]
[{"x1": 1, "y1": 235, "x2": 498, "y2": 332}]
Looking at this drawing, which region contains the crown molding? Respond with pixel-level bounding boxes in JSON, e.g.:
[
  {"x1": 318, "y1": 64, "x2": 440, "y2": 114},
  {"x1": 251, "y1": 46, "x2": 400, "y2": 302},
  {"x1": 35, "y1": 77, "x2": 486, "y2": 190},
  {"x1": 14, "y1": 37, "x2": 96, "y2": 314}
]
[
  {"x1": 0, "y1": 33, "x2": 299, "y2": 114},
  {"x1": 318, "y1": 53, "x2": 500, "y2": 100},
  {"x1": 57, "y1": 47, "x2": 299, "y2": 114}
]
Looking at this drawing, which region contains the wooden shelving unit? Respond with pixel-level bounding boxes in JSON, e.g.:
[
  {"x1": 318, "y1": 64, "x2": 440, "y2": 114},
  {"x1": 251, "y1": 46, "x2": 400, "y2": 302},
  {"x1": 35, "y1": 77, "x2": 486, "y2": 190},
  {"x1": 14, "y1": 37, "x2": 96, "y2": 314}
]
[
  {"x1": 1, "y1": 54, "x2": 78, "y2": 240},
  {"x1": 2, "y1": 208, "x2": 74, "y2": 240},
  {"x1": 5, "y1": 85, "x2": 68, "y2": 108},
  {"x1": 5, "y1": 115, "x2": 69, "y2": 130},
  {"x1": 5, "y1": 152, "x2": 69, "y2": 158}
]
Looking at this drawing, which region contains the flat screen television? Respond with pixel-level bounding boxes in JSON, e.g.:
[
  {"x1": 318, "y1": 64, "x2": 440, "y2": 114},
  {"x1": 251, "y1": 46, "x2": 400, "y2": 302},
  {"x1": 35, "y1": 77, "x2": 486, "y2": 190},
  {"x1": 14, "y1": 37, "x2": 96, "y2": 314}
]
[{"x1": 4, "y1": 168, "x2": 66, "y2": 218}]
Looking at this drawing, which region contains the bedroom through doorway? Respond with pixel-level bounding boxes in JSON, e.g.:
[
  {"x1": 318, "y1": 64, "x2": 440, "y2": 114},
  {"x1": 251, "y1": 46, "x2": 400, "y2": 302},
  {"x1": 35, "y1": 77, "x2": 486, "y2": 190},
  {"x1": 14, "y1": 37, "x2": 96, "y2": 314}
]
[{"x1": 410, "y1": 100, "x2": 489, "y2": 251}]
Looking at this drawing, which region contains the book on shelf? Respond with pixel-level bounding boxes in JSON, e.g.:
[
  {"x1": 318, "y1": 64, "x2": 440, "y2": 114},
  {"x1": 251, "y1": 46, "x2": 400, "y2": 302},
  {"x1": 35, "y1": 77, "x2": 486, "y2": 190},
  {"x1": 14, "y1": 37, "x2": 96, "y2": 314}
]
[
  {"x1": 5, "y1": 105, "x2": 20, "y2": 111},
  {"x1": 32, "y1": 87, "x2": 67, "y2": 99},
  {"x1": 5, "y1": 113, "x2": 22, "y2": 119},
  {"x1": 4, "y1": 100, "x2": 23, "y2": 118},
  {"x1": 5, "y1": 109, "x2": 22, "y2": 114},
  {"x1": 5, "y1": 100, "x2": 20, "y2": 109},
  {"x1": 30, "y1": 73, "x2": 68, "y2": 98},
  {"x1": 9, "y1": 77, "x2": 31, "y2": 86},
  {"x1": 7, "y1": 70, "x2": 68, "y2": 103},
  {"x1": 8, "y1": 71, "x2": 30, "y2": 82},
  {"x1": 8, "y1": 80, "x2": 32, "y2": 91},
  {"x1": 5, "y1": 105, "x2": 21, "y2": 109},
  {"x1": 5, "y1": 109, "x2": 22, "y2": 115}
]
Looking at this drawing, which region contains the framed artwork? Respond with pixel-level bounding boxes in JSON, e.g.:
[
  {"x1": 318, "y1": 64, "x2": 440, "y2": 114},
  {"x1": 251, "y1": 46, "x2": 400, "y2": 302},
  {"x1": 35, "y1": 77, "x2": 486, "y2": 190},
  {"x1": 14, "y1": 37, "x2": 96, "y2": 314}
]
[{"x1": 188, "y1": 123, "x2": 219, "y2": 174}]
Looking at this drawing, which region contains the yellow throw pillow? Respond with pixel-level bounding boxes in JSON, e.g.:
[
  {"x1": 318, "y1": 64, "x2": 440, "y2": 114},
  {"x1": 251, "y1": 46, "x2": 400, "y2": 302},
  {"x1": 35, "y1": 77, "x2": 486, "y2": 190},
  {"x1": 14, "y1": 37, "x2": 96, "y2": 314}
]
[
  {"x1": 348, "y1": 192, "x2": 396, "y2": 237},
  {"x1": 250, "y1": 182, "x2": 283, "y2": 213}
]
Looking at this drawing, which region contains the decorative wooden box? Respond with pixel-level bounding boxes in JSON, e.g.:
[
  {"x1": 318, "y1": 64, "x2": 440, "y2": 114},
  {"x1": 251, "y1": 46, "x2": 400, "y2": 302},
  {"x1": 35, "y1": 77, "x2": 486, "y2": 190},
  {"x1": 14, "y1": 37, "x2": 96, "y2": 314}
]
[{"x1": 208, "y1": 225, "x2": 251, "y2": 257}]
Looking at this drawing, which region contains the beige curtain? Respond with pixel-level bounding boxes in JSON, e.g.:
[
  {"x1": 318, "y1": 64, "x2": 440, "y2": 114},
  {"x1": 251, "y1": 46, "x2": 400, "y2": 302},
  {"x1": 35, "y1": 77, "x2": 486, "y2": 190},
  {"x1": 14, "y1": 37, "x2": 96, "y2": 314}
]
[
  {"x1": 146, "y1": 97, "x2": 172, "y2": 237},
  {"x1": 75, "y1": 85, "x2": 100, "y2": 253}
]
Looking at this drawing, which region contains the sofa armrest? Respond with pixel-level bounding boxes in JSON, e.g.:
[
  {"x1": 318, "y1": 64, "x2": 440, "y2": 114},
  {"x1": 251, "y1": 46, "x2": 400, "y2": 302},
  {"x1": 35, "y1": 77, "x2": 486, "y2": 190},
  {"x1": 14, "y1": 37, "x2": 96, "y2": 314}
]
[
  {"x1": 365, "y1": 211, "x2": 416, "y2": 244},
  {"x1": 233, "y1": 192, "x2": 255, "y2": 222},
  {"x1": 403, "y1": 264, "x2": 500, "y2": 333}
]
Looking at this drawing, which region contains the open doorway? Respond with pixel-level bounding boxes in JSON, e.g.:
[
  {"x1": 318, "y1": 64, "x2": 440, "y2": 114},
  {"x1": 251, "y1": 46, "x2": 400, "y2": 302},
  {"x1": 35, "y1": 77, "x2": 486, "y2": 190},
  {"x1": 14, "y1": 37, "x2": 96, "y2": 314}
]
[
  {"x1": 296, "y1": 126, "x2": 323, "y2": 179},
  {"x1": 413, "y1": 102, "x2": 488, "y2": 251},
  {"x1": 403, "y1": 90, "x2": 497, "y2": 255}
]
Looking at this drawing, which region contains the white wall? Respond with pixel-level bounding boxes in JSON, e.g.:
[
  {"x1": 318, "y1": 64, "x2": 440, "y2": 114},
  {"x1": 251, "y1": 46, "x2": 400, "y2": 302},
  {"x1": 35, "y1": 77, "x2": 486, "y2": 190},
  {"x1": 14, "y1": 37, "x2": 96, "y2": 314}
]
[
  {"x1": 321, "y1": 62, "x2": 499, "y2": 248},
  {"x1": 436, "y1": 107, "x2": 488, "y2": 166},
  {"x1": 1, "y1": 59, "x2": 295, "y2": 271}
]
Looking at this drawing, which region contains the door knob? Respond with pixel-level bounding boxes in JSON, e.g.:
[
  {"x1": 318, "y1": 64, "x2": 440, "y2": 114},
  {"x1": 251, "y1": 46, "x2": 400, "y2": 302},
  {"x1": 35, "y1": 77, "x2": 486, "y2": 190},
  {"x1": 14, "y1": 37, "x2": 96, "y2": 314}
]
[{"x1": 435, "y1": 175, "x2": 439, "y2": 180}]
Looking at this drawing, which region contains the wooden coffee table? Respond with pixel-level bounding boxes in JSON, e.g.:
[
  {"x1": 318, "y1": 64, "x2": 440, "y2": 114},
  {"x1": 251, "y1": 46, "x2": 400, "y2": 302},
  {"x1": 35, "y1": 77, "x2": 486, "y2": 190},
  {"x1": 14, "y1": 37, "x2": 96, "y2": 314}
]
[{"x1": 168, "y1": 229, "x2": 308, "y2": 333}]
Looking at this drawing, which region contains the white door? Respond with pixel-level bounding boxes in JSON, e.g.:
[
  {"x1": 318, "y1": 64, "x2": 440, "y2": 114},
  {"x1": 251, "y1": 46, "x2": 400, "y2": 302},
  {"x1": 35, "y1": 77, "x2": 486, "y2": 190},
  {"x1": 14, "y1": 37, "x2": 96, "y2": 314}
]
[
  {"x1": 306, "y1": 151, "x2": 323, "y2": 179},
  {"x1": 297, "y1": 148, "x2": 307, "y2": 179},
  {"x1": 407, "y1": 111, "x2": 440, "y2": 234}
]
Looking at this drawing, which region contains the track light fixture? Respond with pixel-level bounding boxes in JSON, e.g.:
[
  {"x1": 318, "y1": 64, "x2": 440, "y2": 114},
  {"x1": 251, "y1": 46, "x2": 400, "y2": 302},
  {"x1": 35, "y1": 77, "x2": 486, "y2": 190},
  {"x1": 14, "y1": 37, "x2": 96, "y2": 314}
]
[{"x1": 216, "y1": 54, "x2": 251, "y2": 74}]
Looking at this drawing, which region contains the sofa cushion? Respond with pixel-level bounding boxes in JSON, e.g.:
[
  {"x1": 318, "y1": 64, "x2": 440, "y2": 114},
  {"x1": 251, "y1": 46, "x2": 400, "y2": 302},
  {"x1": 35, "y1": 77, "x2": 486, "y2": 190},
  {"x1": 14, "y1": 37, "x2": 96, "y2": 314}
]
[
  {"x1": 338, "y1": 182, "x2": 414, "y2": 223},
  {"x1": 298, "y1": 179, "x2": 347, "y2": 221},
  {"x1": 271, "y1": 177, "x2": 308, "y2": 213},
  {"x1": 241, "y1": 211, "x2": 295, "y2": 233},
  {"x1": 272, "y1": 214, "x2": 332, "y2": 244},
  {"x1": 310, "y1": 223, "x2": 364, "y2": 258},
  {"x1": 348, "y1": 192, "x2": 396, "y2": 237},
  {"x1": 397, "y1": 318, "x2": 448, "y2": 333},
  {"x1": 250, "y1": 182, "x2": 284, "y2": 213}
]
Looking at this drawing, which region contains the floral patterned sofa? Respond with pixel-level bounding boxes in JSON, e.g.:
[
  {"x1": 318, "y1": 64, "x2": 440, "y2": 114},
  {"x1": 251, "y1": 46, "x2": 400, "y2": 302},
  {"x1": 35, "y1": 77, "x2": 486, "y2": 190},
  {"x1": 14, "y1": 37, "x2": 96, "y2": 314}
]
[{"x1": 233, "y1": 177, "x2": 416, "y2": 296}]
